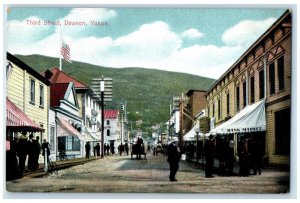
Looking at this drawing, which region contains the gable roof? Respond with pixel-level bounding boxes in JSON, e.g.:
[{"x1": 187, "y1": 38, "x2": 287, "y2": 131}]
[
  {"x1": 7, "y1": 52, "x2": 50, "y2": 86},
  {"x1": 104, "y1": 110, "x2": 119, "y2": 119},
  {"x1": 50, "y1": 83, "x2": 69, "y2": 107},
  {"x1": 44, "y1": 67, "x2": 88, "y2": 89}
]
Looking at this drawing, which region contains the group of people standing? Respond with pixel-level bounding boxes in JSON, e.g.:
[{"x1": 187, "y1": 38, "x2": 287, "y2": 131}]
[
  {"x1": 6, "y1": 132, "x2": 51, "y2": 180},
  {"x1": 117, "y1": 142, "x2": 129, "y2": 156},
  {"x1": 166, "y1": 134, "x2": 264, "y2": 182}
]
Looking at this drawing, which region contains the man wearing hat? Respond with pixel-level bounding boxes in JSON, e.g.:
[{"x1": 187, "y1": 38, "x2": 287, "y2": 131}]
[
  {"x1": 167, "y1": 138, "x2": 180, "y2": 181},
  {"x1": 204, "y1": 135, "x2": 215, "y2": 178}
]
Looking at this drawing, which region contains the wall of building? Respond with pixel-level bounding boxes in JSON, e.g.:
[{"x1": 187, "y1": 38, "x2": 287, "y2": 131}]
[{"x1": 7, "y1": 61, "x2": 49, "y2": 142}]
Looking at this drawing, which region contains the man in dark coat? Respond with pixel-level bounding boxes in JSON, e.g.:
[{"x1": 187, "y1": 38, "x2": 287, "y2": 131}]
[
  {"x1": 204, "y1": 135, "x2": 215, "y2": 178},
  {"x1": 85, "y1": 142, "x2": 91, "y2": 159},
  {"x1": 32, "y1": 136, "x2": 41, "y2": 170},
  {"x1": 42, "y1": 139, "x2": 50, "y2": 163},
  {"x1": 167, "y1": 140, "x2": 180, "y2": 181},
  {"x1": 16, "y1": 133, "x2": 28, "y2": 173},
  {"x1": 27, "y1": 133, "x2": 35, "y2": 171},
  {"x1": 94, "y1": 143, "x2": 101, "y2": 157}
]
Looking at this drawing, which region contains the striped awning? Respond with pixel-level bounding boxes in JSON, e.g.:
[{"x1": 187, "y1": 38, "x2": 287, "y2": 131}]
[
  {"x1": 56, "y1": 117, "x2": 85, "y2": 140},
  {"x1": 6, "y1": 98, "x2": 44, "y2": 132}
]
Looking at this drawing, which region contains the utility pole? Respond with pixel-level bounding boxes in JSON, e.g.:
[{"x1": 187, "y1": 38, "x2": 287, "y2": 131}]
[{"x1": 179, "y1": 93, "x2": 184, "y2": 149}]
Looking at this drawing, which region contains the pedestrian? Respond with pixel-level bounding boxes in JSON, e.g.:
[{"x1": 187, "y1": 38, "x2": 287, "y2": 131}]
[
  {"x1": 27, "y1": 133, "x2": 35, "y2": 171},
  {"x1": 226, "y1": 140, "x2": 235, "y2": 175},
  {"x1": 32, "y1": 136, "x2": 41, "y2": 170},
  {"x1": 125, "y1": 142, "x2": 129, "y2": 156},
  {"x1": 204, "y1": 135, "x2": 215, "y2": 178},
  {"x1": 237, "y1": 136, "x2": 249, "y2": 176},
  {"x1": 85, "y1": 142, "x2": 91, "y2": 159},
  {"x1": 104, "y1": 143, "x2": 107, "y2": 155},
  {"x1": 250, "y1": 139, "x2": 264, "y2": 175},
  {"x1": 42, "y1": 139, "x2": 50, "y2": 163},
  {"x1": 167, "y1": 139, "x2": 180, "y2": 181},
  {"x1": 106, "y1": 143, "x2": 110, "y2": 155},
  {"x1": 94, "y1": 143, "x2": 100, "y2": 157},
  {"x1": 16, "y1": 133, "x2": 28, "y2": 173}
]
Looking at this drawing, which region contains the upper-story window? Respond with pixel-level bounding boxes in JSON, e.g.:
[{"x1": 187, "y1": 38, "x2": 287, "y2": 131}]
[
  {"x1": 243, "y1": 81, "x2": 247, "y2": 108},
  {"x1": 236, "y1": 85, "x2": 240, "y2": 112},
  {"x1": 30, "y1": 79, "x2": 35, "y2": 105},
  {"x1": 39, "y1": 84, "x2": 44, "y2": 108},
  {"x1": 106, "y1": 120, "x2": 110, "y2": 125},
  {"x1": 226, "y1": 92, "x2": 230, "y2": 116},
  {"x1": 259, "y1": 69, "x2": 265, "y2": 99},
  {"x1": 217, "y1": 99, "x2": 221, "y2": 120},
  {"x1": 277, "y1": 56, "x2": 285, "y2": 91},
  {"x1": 269, "y1": 62, "x2": 276, "y2": 95},
  {"x1": 250, "y1": 76, "x2": 255, "y2": 104}
]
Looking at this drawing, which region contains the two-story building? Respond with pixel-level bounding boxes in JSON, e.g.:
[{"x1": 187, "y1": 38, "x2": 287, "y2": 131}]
[
  {"x1": 104, "y1": 110, "x2": 121, "y2": 154},
  {"x1": 206, "y1": 10, "x2": 291, "y2": 165},
  {"x1": 6, "y1": 53, "x2": 50, "y2": 143}
]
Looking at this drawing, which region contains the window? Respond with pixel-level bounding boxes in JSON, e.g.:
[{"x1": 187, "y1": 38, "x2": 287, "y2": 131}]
[
  {"x1": 218, "y1": 99, "x2": 221, "y2": 120},
  {"x1": 236, "y1": 86, "x2": 240, "y2": 112},
  {"x1": 30, "y1": 79, "x2": 35, "y2": 104},
  {"x1": 212, "y1": 102, "x2": 215, "y2": 118},
  {"x1": 275, "y1": 108, "x2": 290, "y2": 155},
  {"x1": 269, "y1": 62, "x2": 275, "y2": 95},
  {"x1": 250, "y1": 76, "x2": 255, "y2": 104},
  {"x1": 278, "y1": 56, "x2": 285, "y2": 91},
  {"x1": 106, "y1": 120, "x2": 110, "y2": 125},
  {"x1": 243, "y1": 81, "x2": 247, "y2": 108},
  {"x1": 207, "y1": 105, "x2": 210, "y2": 117},
  {"x1": 39, "y1": 84, "x2": 44, "y2": 107},
  {"x1": 226, "y1": 93, "x2": 230, "y2": 115},
  {"x1": 259, "y1": 69, "x2": 264, "y2": 99},
  {"x1": 107, "y1": 129, "x2": 110, "y2": 136},
  {"x1": 65, "y1": 136, "x2": 80, "y2": 151},
  {"x1": 50, "y1": 126, "x2": 55, "y2": 151}
]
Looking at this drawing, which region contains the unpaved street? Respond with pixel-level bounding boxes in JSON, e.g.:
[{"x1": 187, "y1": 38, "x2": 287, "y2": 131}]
[{"x1": 6, "y1": 153, "x2": 289, "y2": 194}]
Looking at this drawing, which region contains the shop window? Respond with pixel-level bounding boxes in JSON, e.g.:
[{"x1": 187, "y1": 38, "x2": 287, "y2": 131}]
[
  {"x1": 62, "y1": 136, "x2": 80, "y2": 151},
  {"x1": 277, "y1": 56, "x2": 285, "y2": 91},
  {"x1": 269, "y1": 62, "x2": 275, "y2": 95},
  {"x1": 275, "y1": 108, "x2": 290, "y2": 155}
]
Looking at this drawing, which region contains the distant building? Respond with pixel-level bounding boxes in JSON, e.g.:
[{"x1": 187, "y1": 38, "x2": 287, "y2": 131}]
[{"x1": 104, "y1": 110, "x2": 121, "y2": 153}]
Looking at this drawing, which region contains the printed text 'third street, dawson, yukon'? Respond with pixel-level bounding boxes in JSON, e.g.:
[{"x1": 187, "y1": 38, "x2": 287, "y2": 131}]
[{"x1": 26, "y1": 19, "x2": 109, "y2": 26}]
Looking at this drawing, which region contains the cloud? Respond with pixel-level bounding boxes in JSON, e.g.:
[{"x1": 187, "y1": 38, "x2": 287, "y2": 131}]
[
  {"x1": 7, "y1": 17, "x2": 277, "y2": 79},
  {"x1": 181, "y1": 28, "x2": 203, "y2": 39},
  {"x1": 222, "y1": 18, "x2": 276, "y2": 47}
]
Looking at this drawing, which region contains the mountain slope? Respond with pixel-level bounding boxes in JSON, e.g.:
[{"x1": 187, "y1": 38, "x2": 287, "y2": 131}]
[{"x1": 15, "y1": 54, "x2": 216, "y2": 132}]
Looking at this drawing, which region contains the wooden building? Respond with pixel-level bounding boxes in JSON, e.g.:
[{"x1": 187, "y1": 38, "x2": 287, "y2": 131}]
[{"x1": 205, "y1": 10, "x2": 292, "y2": 165}]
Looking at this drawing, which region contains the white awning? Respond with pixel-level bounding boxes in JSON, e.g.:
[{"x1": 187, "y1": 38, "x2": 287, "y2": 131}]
[
  {"x1": 183, "y1": 124, "x2": 198, "y2": 141},
  {"x1": 83, "y1": 127, "x2": 100, "y2": 141},
  {"x1": 211, "y1": 99, "x2": 266, "y2": 135}
]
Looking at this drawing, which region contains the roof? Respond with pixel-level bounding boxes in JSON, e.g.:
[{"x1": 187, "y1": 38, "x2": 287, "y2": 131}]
[
  {"x1": 44, "y1": 67, "x2": 88, "y2": 89},
  {"x1": 50, "y1": 83, "x2": 69, "y2": 107},
  {"x1": 186, "y1": 89, "x2": 207, "y2": 97},
  {"x1": 7, "y1": 53, "x2": 51, "y2": 86},
  {"x1": 6, "y1": 98, "x2": 44, "y2": 132},
  {"x1": 206, "y1": 9, "x2": 291, "y2": 94},
  {"x1": 104, "y1": 110, "x2": 119, "y2": 119}
]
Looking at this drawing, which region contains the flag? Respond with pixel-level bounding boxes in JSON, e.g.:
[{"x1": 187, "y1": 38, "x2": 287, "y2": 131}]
[{"x1": 61, "y1": 40, "x2": 71, "y2": 63}]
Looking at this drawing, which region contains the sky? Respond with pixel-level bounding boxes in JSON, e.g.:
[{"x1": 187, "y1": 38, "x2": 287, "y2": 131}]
[{"x1": 5, "y1": 7, "x2": 287, "y2": 79}]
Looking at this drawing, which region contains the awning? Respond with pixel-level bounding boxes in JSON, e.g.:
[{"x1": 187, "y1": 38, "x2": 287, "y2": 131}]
[
  {"x1": 83, "y1": 127, "x2": 100, "y2": 141},
  {"x1": 183, "y1": 124, "x2": 209, "y2": 141},
  {"x1": 6, "y1": 98, "x2": 44, "y2": 132},
  {"x1": 56, "y1": 117, "x2": 85, "y2": 140},
  {"x1": 211, "y1": 99, "x2": 266, "y2": 135}
]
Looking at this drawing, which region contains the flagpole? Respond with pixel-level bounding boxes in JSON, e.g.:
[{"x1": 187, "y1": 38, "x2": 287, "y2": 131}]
[{"x1": 59, "y1": 30, "x2": 62, "y2": 71}]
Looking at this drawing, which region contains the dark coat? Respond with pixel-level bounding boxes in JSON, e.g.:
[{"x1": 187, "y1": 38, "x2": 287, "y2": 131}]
[{"x1": 167, "y1": 143, "x2": 179, "y2": 163}]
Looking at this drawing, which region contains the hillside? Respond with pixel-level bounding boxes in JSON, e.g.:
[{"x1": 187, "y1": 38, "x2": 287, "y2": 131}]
[{"x1": 15, "y1": 54, "x2": 216, "y2": 134}]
